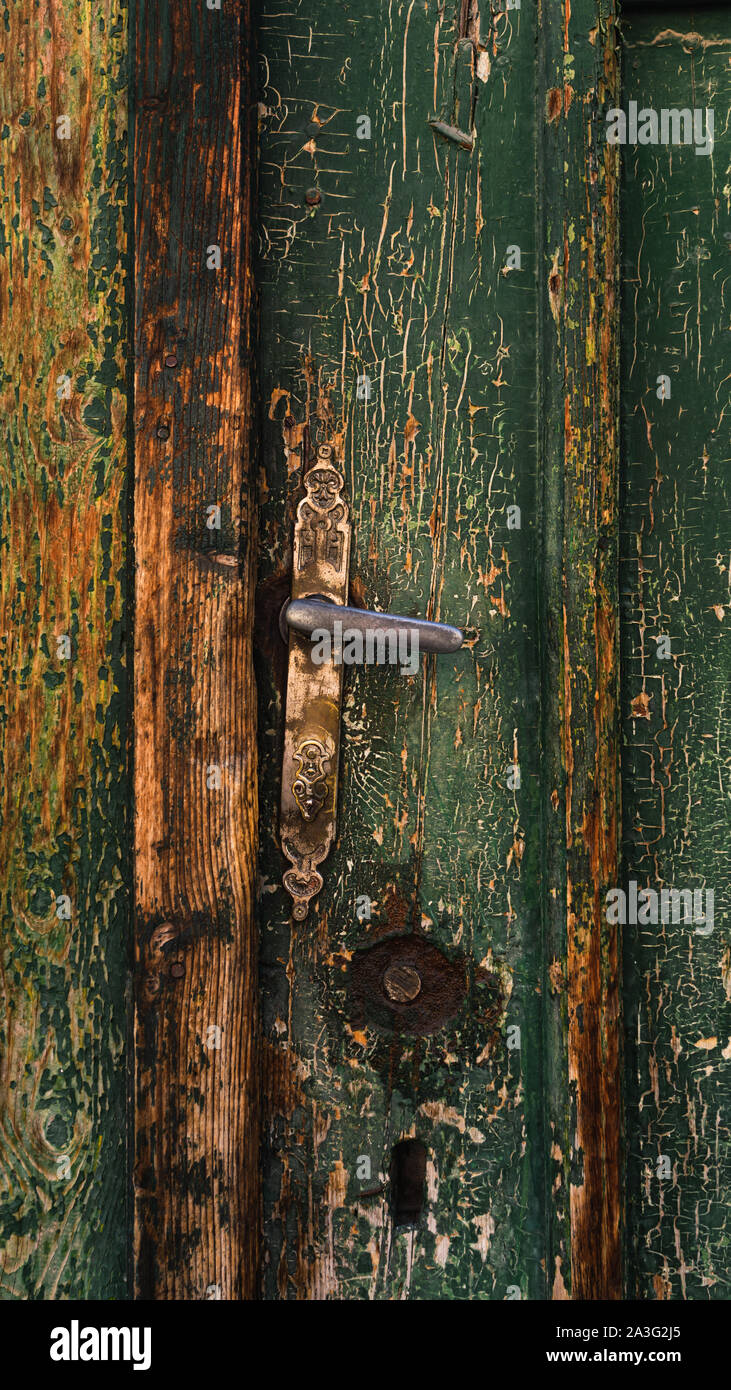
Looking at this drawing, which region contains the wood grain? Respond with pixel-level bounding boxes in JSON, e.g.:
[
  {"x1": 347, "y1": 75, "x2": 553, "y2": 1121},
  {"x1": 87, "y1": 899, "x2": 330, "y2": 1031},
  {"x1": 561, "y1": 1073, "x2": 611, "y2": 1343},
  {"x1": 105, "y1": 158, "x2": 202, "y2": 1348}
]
[
  {"x1": 133, "y1": 0, "x2": 259, "y2": 1299},
  {"x1": 538, "y1": 0, "x2": 622, "y2": 1301},
  {"x1": 0, "y1": 1, "x2": 129, "y2": 1298}
]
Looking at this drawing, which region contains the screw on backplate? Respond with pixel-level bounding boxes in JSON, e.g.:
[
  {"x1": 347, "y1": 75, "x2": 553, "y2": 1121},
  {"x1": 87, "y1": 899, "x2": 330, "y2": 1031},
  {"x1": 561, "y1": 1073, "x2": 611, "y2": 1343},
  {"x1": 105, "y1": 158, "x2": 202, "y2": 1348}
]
[
  {"x1": 170, "y1": 961, "x2": 185, "y2": 979},
  {"x1": 383, "y1": 962, "x2": 422, "y2": 1003},
  {"x1": 156, "y1": 422, "x2": 170, "y2": 440},
  {"x1": 305, "y1": 187, "x2": 321, "y2": 206},
  {"x1": 164, "y1": 352, "x2": 179, "y2": 369}
]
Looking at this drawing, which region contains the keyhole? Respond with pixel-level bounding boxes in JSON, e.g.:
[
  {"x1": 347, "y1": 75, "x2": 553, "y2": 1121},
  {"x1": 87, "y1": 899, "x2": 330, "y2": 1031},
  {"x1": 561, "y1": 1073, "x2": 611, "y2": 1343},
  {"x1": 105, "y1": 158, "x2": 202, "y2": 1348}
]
[{"x1": 390, "y1": 1139, "x2": 427, "y2": 1228}]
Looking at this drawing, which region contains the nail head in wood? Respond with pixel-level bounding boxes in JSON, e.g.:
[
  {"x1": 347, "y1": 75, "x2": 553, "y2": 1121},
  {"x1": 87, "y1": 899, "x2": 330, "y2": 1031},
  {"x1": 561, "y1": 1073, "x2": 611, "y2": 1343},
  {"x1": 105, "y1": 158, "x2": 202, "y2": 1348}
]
[{"x1": 428, "y1": 118, "x2": 474, "y2": 152}]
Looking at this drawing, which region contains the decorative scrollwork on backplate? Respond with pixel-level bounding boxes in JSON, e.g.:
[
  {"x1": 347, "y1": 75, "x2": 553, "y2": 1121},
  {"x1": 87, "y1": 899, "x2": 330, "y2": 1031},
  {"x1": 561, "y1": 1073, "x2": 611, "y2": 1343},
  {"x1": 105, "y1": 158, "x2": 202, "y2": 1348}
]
[
  {"x1": 291, "y1": 737, "x2": 331, "y2": 822},
  {"x1": 281, "y1": 840, "x2": 327, "y2": 923},
  {"x1": 294, "y1": 448, "x2": 349, "y2": 577}
]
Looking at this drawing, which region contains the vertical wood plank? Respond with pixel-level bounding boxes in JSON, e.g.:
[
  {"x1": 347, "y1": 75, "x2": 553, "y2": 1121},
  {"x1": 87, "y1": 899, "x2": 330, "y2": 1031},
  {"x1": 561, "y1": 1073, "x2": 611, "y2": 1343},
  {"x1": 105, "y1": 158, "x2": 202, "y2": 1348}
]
[
  {"x1": 133, "y1": 0, "x2": 259, "y2": 1299},
  {"x1": 620, "y1": 11, "x2": 731, "y2": 1300},
  {"x1": 0, "y1": 1, "x2": 129, "y2": 1298},
  {"x1": 256, "y1": 0, "x2": 546, "y2": 1299},
  {"x1": 539, "y1": 0, "x2": 623, "y2": 1299}
]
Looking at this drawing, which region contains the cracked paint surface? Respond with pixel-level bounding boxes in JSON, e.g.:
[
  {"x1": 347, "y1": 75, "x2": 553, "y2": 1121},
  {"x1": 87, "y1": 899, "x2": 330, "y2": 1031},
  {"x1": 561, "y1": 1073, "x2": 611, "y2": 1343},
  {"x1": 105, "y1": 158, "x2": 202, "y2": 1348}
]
[
  {"x1": 620, "y1": 12, "x2": 731, "y2": 1300},
  {"x1": 255, "y1": 0, "x2": 544, "y2": 1299}
]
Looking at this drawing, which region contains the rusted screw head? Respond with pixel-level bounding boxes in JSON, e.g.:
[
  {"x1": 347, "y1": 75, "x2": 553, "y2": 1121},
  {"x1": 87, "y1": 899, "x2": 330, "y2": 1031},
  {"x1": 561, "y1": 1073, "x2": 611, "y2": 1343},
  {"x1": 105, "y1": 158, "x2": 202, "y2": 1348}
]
[
  {"x1": 383, "y1": 962, "x2": 422, "y2": 1003},
  {"x1": 164, "y1": 352, "x2": 179, "y2": 369},
  {"x1": 156, "y1": 422, "x2": 170, "y2": 440},
  {"x1": 170, "y1": 961, "x2": 185, "y2": 979},
  {"x1": 305, "y1": 187, "x2": 321, "y2": 206}
]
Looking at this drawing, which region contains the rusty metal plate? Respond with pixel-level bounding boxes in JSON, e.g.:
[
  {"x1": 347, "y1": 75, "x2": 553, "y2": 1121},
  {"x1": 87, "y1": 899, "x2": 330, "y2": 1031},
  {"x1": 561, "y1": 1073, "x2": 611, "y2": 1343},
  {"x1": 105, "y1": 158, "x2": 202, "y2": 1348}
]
[{"x1": 347, "y1": 935, "x2": 470, "y2": 1036}]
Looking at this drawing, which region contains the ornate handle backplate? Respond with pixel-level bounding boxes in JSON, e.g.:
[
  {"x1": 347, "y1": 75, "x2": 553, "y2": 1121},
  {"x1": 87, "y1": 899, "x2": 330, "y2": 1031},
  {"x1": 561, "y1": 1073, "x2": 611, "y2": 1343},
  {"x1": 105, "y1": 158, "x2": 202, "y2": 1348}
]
[
  {"x1": 279, "y1": 439, "x2": 465, "y2": 921},
  {"x1": 280, "y1": 443, "x2": 351, "y2": 920}
]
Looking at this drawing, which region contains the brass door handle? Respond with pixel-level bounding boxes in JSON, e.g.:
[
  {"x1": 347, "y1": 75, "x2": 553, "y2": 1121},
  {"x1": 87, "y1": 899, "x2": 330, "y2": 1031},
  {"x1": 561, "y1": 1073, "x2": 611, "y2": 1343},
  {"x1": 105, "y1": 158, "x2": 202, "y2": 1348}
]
[
  {"x1": 282, "y1": 597, "x2": 464, "y2": 655},
  {"x1": 279, "y1": 440, "x2": 465, "y2": 922}
]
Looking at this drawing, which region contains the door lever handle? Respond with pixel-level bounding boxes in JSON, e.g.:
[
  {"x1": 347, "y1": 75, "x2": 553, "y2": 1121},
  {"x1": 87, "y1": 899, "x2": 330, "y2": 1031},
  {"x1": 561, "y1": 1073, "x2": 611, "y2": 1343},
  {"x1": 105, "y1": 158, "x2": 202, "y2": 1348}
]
[
  {"x1": 279, "y1": 440, "x2": 464, "y2": 922},
  {"x1": 282, "y1": 596, "x2": 464, "y2": 655}
]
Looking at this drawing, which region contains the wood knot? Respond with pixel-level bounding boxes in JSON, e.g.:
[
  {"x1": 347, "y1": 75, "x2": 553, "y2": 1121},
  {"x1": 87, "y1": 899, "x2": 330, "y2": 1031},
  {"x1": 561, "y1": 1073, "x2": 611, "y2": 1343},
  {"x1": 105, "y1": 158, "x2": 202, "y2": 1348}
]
[{"x1": 140, "y1": 921, "x2": 183, "y2": 1007}]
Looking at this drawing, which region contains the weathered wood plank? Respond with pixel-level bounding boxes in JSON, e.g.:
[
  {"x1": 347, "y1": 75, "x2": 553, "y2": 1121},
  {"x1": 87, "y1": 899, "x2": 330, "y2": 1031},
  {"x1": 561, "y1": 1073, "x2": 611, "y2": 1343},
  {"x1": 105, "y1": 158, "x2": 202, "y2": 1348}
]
[
  {"x1": 133, "y1": 0, "x2": 259, "y2": 1299},
  {"x1": 256, "y1": 0, "x2": 547, "y2": 1299},
  {"x1": 538, "y1": 0, "x2": 622, "y2": 1300},
  {"x1": 620, "y1": 10, "x2": 731, "y2": 1300},
  {"x1": 0, "y1": 0, "x2": 129, "y2": 1298}
]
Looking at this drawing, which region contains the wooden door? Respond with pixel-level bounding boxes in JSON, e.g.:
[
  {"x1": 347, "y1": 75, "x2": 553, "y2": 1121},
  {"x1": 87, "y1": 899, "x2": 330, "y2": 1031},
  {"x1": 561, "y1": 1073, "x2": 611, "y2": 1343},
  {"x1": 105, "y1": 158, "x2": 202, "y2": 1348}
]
[
  {"x1": 254, "y1": 0, "x2": 616, "y2": 1300},
  {"x1": 253, "y1": 0, "x2": 729, "y2": 1301},
  {"x1": 255, "y1": 0, "x2": 550, "y2": 1298},
  {"x1": 0, "y1": 0, "x2": 728, "y2": 1307},
  {"x1": 619, "y1": 5, "x2": 730, "y2": 1300}
]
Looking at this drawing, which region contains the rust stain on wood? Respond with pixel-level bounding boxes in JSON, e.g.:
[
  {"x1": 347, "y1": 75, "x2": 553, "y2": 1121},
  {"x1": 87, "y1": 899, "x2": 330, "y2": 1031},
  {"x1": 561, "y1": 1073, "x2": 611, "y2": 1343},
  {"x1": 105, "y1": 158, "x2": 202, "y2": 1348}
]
[{"x1": 540, "y1": 1, "x2": 623, "y2": 1300}]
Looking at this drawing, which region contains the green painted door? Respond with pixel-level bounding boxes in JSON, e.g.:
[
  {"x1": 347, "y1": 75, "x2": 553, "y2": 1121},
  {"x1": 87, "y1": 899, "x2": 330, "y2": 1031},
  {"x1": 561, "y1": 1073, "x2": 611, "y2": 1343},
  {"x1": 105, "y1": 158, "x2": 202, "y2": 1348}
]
[
  {"x1": 254, "y1": 0, "x2": 729, "y2": 1301},
  {"x1": 1, "y1": 0, "x2": 727, "y2": 1305},
  {"x1": 255, "y1": 0, "x2": 548, "y2": 1300},
  {"x1": 619, "y1": 7, "x2": 730, "y2": 1300}
]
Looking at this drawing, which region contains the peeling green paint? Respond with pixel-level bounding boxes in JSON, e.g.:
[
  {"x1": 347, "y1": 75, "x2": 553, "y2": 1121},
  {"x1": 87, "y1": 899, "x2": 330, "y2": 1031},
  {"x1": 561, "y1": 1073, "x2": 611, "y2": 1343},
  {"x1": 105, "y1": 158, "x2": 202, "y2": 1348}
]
[
  {"x1": 256, "y1": 0, "x2": 545, "y2": 1299},
  {"x1": 0, "y1": 1, "x2": 129, "y2": 1299},
  {"x1": 620, "y1": 9, "x2": 731, "y2": 1302}
]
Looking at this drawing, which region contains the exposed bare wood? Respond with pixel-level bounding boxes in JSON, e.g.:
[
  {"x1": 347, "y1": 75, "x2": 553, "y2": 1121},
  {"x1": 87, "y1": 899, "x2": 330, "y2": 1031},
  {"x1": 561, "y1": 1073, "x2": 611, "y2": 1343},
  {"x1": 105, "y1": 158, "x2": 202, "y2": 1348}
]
[
  {"x1": 133, "y1": 0, "x2": 259, "y2": 1299},
  {"x1": 539, "y1": 0, "x2": 623, "y2": 1300}
]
